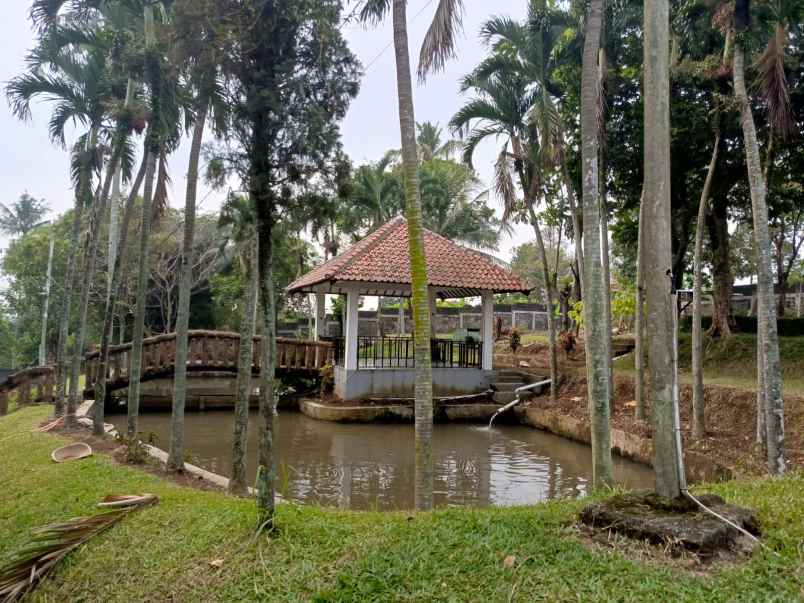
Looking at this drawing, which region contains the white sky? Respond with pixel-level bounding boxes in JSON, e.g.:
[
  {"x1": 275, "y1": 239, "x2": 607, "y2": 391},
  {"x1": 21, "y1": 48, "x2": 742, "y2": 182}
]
[{"x1": 0, "y1": 1, "x2": 533, "y2": 261}]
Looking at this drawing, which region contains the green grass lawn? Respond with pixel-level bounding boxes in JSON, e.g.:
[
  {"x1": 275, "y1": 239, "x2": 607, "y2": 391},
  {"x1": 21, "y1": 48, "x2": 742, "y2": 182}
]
[
  {"x1": 614, "y1": 333, "x2": 804, "y2": 397},
  {"x1": 1, "y1": 406, "x2": 803, "y2": 602}
]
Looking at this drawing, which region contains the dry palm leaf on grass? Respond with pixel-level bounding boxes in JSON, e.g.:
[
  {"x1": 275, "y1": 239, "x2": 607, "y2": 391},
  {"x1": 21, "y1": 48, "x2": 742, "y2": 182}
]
[{"x1": 0, "y1": 494, "x2": 157, "y2": 602}]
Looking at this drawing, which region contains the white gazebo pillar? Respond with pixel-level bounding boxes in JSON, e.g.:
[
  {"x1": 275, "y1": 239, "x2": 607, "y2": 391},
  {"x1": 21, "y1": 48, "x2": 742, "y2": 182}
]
[
  {"x1": 481, "y1": 290, "x2": 494, "y2": 371},
  {"x1": 314, "y1": 292, "x2": 326, "y2": 340},
  {"x1": 344, "y1": 288, "x2": 360, "y2": 370}
]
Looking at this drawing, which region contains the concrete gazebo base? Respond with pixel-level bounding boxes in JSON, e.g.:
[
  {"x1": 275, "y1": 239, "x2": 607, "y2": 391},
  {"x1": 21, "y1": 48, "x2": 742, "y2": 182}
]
[{"x1": 335, "y1": 366, "x2": 493, "y2": 402}]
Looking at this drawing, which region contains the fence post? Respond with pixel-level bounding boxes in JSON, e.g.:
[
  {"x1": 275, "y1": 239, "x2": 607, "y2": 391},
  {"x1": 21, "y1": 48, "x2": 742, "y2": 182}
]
[{"x1": 0, "y1": 390, "x2": 7, "y2": 416}]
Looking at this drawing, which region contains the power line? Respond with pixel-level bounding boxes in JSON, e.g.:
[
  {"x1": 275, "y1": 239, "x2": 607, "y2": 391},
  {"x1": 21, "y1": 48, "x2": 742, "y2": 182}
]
[{"x1": 362, "y1": 0, "x2": 435, "y2": 73}]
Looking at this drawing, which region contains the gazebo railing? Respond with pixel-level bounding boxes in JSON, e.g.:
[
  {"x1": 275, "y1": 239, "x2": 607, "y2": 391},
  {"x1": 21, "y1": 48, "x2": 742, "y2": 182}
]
[{"x1": 332, "y1": 336, "x2": 482, "y2": 369}]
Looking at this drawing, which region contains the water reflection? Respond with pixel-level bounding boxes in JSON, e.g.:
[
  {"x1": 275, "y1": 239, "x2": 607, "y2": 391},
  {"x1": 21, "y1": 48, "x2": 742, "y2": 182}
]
[{"x1": 111, "y1": 411, "x2": 653, "y2": 510}]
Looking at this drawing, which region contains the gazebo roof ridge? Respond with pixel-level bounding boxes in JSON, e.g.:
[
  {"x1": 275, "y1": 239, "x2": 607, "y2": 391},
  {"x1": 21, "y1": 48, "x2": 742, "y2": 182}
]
[{"x1": 287, "y1": 215, "x2": 530, "y2": 297}]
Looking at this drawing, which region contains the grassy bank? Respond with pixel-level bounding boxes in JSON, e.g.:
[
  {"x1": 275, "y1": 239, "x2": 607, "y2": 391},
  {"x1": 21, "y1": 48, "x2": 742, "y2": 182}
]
[
  {"x1": 614, "y1": 333, "x2": 804, "y2": 396},
  {"x1": 2, "y1": 406, "x2": 803, "y2": 602}
]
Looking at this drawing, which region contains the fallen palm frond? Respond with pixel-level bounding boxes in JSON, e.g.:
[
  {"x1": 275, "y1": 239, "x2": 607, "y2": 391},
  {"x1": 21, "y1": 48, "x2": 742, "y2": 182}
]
[{"x1": 0, "y1": 494, "x2": 157, "y2": 602}]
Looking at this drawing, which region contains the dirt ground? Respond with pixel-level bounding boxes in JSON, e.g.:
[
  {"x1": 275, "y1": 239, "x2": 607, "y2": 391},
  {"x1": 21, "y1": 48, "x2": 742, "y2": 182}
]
[{"x1": 502, "y1": 342, "x2": 804, "y2": 475}]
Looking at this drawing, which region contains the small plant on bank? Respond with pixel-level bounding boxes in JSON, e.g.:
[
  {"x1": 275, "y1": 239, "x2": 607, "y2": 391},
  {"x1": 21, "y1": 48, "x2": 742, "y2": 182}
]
[
  {"x1": 509, "y1": 328, "x2": 521, "y2": 355},
  {"x1": 320, "y1": 363, "x2": 334, "y2": 397},
  {"x1": 115, "y1": 431, "x2": 157, "y2": 465}
]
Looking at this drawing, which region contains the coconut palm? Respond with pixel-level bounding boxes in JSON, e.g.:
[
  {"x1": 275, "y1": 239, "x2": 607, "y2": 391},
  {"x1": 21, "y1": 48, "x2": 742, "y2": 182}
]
[
  {"x1": 416, "y1": 121, "x2": 462, "y2": 161},
  {"x1": 360, "y1": 0, "x2": 464, "y2": 511},
  {"x1": 450, "y1": 36, "x2": 561, "y2": 403},
  {"x1": 0, "y1": 194, "x2": 50, "y2": 237}
]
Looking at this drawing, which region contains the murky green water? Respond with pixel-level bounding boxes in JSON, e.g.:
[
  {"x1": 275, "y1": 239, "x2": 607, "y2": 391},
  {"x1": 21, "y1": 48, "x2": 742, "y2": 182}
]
[{"x1": 110, "y1": 411, "x2": 654, "y2": 511}]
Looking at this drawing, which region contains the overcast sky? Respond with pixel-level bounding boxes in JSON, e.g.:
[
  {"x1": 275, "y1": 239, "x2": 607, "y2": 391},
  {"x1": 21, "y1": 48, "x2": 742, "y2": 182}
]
[{"x1": 0, "y1": 1, "x2": 533, "y2": 260}]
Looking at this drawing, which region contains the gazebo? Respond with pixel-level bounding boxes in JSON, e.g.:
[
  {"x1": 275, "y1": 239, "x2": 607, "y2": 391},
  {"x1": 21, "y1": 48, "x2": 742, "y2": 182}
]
[{"x1": 286, "y1": 216, "x2": 530, "y2": 401}]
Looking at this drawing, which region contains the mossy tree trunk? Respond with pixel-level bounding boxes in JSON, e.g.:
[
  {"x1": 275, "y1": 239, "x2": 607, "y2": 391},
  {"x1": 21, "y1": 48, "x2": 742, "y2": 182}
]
[
  {"x1": 580, "y1": 0, "x2": 613, "y2": 488},
  {"x1": 392, "y1": 0, "x2": 434, "y2": 510},
  {"x1": 644, "y1": 0, "x2": 684, "y2": 498}
]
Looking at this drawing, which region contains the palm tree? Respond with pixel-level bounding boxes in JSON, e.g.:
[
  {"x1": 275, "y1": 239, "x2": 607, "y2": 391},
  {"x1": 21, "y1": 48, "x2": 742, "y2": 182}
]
[
  {"x1": 732, "y1": 0, "x2": 784, "y2": 474},
  {"x1": 346, "y1": 151, "x2": 402, "y2": 232},
  {"x1": 644, "y1": 0, "x2": 684, "y2": 499},
  {"x1": 580, "y1": 0, "x2": 613, "y2": 488},
  {"x1": 127, "y1": 2, "x2": 171, "y2": 438},
  {"x1": 168, "y1": 0, "x2": 228, "y2": 472},
  {"x1": 416, "y1": 121, "x2": 462, "y2": 161},
  {"x1": 6, "y1": 23, "x2": 111, "y2": 419},
  {"x1": 0, "y1": 194, "x2": 49, "y2": 237},
  {"x1": 450, "y1": 33, "x2": 560, "y2": 402},
  {"x1": 360, "y1": 0, "x2": 464, "y2": 510},
  {"x1": 218, "y1": 194, "x2": 259, "y2": 495}
]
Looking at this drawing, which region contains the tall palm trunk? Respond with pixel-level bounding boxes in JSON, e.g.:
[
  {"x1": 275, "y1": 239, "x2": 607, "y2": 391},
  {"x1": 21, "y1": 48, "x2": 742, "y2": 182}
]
[
  {"x1": 733, "y1": 41, "x2": 785, "y2": 474},
  {"x1": 691, "y1": 133, "x2": 720, "y2": 440},
  {"x1": 108, "y1": 80, "x2": 135, "y2": 300},
  {"x1": 644, "y1": 0, "x2": 684, "y2": 498},
  {"x1": 127, "y1": 147, "x2": 158, "y2": 439},
  {"x1": 128, "y1": 6, "x2": 161, "y2": 439},
  {"x1": 580, "y1": 0, "x2": 613, "y2": 488},
  {"x1": 168, "y1": 102, "x2": 208, "y2": 471},
  {"x1": 527, "y1": 206, "x2": 559, "y2": 401},
  {"x1": 392, "y1": 0, "x2": 434, "y2": 510},
  {"x1": 93, "y1": 152, "x2": 148, "y2": 435},
  {"x1": 562, "y1": 163, "x2": 584, "y2": 294},
  {"x1": 634, "y1": 193, "x2": 646, "y2": 419},
  {"x1": 254, "y1": 202, "x2": 277, "y2": 527},
  {"x1": 230, "y1": 237, "x2": 259, "y2": 495},
  {"x1": 599, "y1": 48, "x2": 614, "y2": 407},
  {"x1": 66, "y1": 149, "x2": 120, "y2": 426},
  {"x1": 54, "y1": 147, "x2": 91, "y2": 416}
]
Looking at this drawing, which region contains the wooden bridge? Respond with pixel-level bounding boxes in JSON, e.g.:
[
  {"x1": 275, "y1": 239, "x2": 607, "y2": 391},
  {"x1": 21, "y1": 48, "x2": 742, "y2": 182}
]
[
  {"x1": 0, "y1": 366, "x2": 55, "y2": 415},
  {"x1": 83, "y1": 330, "x2": 333, "y2": 399}
]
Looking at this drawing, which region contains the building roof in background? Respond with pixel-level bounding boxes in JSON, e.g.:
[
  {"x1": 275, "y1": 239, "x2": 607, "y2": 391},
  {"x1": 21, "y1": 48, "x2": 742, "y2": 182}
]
[{"x1": 286, "y1": 216, "x2": 530, "y2": 297}]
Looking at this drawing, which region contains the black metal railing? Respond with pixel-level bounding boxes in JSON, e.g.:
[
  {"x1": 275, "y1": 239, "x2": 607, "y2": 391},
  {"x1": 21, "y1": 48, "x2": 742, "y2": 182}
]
[{"x1": 332, "y1": 336, "x2": 482, "y2": 369}]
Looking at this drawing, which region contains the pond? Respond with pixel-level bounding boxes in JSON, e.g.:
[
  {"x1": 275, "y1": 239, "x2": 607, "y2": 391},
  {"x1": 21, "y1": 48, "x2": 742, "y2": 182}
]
[{"x1": 110, "y1": 411, "x2": 654, "y2": 511}]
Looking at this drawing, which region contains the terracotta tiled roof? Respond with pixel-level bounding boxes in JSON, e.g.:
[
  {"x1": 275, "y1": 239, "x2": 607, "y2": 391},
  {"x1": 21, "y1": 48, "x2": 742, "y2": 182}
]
[{"x1": 286, "y1": 216, "x2": 530, "y2": 295}]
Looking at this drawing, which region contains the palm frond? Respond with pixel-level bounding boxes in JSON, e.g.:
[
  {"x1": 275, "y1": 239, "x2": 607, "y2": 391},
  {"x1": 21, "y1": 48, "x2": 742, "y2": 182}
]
[
  {"x1": 495, "y1": 144, "x2": 518, "y2": 223},
  {"x1": 358, "y1": 0, "x2": 391, "y2": 26},
  {"x1": 0, "y1": 494, "x2": 156, "y2": 602},
  {"x1": 418, "y1": 0, "x2": 464, "y2": 81},
  {"x1": 151, "y1": 152, "x2": 171, "y2": 227},
  {"x1": 754, "y1": 22, "x2": 794, "y2": 140}
]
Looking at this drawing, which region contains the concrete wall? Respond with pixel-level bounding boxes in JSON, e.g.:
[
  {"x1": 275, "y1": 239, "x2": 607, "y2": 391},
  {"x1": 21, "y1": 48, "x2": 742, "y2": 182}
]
[{"x1": 334, "y1": 366, "x2": 492, "y2": 401}]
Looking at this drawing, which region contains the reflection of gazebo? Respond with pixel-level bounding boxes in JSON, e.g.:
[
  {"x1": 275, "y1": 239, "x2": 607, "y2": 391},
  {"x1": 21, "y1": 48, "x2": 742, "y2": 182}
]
[{"x1": 286, "y1": 216, "x2": 530, "y2": 401}]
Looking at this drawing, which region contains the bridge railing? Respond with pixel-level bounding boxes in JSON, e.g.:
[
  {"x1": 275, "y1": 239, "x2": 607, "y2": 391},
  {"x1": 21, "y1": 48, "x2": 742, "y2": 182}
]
[
  {"x1": 84, "y1": 330, "x2": 333, "y2": 395},
  {"x1": 0, "y1": 366, "x2": 55, "y2": 415}
]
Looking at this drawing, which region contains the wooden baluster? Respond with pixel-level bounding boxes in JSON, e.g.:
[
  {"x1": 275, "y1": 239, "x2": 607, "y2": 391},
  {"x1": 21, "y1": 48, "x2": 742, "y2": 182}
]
[
  {"x1": 304, "y1": 344, "x2": 312, "y2": 368},
  {"x1": 19, "y1": 380, "x2": 31, "y2": 407},
  {"x1": 43, "y1": 371, "x2": 54, "y2": 402}
]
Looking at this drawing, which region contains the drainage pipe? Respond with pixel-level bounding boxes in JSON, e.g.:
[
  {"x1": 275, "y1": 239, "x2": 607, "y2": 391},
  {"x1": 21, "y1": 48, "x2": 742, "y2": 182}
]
[{"x1": 488, "y1": 378, "x2": 551, "y2": 427}]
